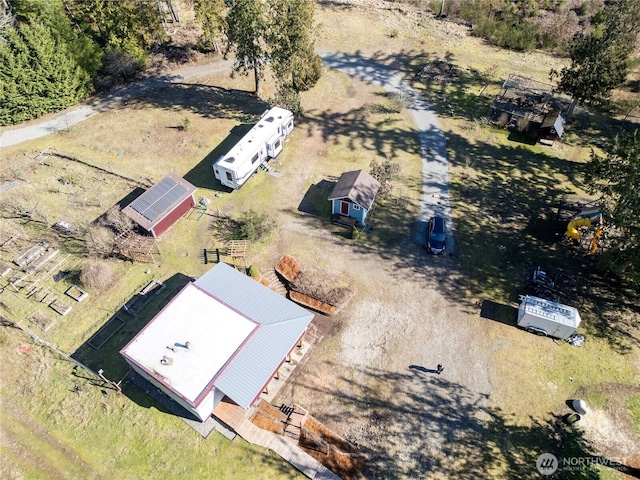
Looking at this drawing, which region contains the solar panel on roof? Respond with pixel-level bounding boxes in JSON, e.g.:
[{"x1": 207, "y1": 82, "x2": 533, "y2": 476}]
[{"x1": 130, "y1": 178, "x2": 188, "y2": 222}]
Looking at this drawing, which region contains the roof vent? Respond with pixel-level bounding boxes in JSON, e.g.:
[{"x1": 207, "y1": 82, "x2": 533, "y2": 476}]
[{"x1": 160, "y1": 355, "x2": 173, "y2": 365}]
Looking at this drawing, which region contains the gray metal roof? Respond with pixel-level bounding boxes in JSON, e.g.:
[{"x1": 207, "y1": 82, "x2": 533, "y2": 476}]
[
  {"x1": 195, "y1": 263, "x2": 314, "y2": 409},
  {"x1": 328, "y1": 170, "x2": 381, "y2": 210},
  {"x1": 122, "y1": 172, "x2": 197, "y2": 231}
]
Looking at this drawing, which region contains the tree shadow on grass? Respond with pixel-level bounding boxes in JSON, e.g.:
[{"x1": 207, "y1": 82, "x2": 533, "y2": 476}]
[{"x1": 281, "y1": 363, "x2": 615, "y2": 479}]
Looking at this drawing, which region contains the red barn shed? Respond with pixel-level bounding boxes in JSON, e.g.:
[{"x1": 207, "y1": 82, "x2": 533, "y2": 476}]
[{"x1": 123, "y1": 173, "x2": 197, "y2": 238}]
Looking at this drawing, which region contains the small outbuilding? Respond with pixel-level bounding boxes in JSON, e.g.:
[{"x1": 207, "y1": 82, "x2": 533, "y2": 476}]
[
  {"x1": 122, "y1": 172, "x2": 196, "y2": 238},
  {"x1": 328, "y1": 170, "x2": 381, "y2": 224},
  {"x1": 120, "y1": 262, "x2": 314, "y2": 421},
  {"x1": 538, "y1": 109, "x2": 566, "y2": 146}
]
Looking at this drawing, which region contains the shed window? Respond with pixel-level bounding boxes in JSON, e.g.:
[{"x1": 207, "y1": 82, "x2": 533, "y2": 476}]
[
  {"x1": 353, "y1": 205, "x2": 361, "y2": 210},
  {"x1": 251, "y1": 153, "x2": 259, "y2": 164}
]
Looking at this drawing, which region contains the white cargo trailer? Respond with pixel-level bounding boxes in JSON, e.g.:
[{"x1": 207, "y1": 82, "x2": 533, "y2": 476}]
[
  {"x1": 517, "y1": 295, "x2": 581, "y2": 340},
  {"x1": 213, "y1": 106, "x2": 294, "y2": 189}
]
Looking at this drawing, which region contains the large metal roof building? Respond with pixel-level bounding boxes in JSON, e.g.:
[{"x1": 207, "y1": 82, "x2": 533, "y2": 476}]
[{"x1": 120, "y1": 263, "x2": 314, "y2": 421}]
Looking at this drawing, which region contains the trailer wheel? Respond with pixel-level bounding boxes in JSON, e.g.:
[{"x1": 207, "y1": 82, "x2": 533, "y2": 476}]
[{"x1": 526, "y1": 326, "x2": 548, "y2": 336}]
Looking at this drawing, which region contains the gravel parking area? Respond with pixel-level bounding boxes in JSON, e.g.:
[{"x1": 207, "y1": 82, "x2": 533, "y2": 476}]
[{"x1": 273, "y1": 222, "x2": 495, "y2": 478}]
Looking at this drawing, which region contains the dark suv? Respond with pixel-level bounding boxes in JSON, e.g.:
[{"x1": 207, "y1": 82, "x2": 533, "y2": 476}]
[{"x1": 427, "y1": 216, "x2": 446, "y2": 254}]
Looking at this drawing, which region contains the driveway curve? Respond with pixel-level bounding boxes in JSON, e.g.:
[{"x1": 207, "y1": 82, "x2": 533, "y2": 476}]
[{"x1": 320, "y1": 52, "x2": 454, "y2": 251}]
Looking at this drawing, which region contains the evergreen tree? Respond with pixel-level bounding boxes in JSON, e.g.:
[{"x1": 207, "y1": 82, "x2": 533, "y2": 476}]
[
  {"x1": 268, "y1": 0, "x2": 322, "y2": 108},
  {"x1": 550, "y1": 0, "x2": 640, "y2": 118},
  {"x1": 11, "y1": 0, "x2": 101, "y2": 87},
  {"x1": 0, "y1": 21, "x2": 88, "y2": 125},
  {"x1": 585, "y1": 129, "x2": 640, "y2": 287},
  {"x1": 224, "y1": 0, "x2": 269, "y2": 96}
]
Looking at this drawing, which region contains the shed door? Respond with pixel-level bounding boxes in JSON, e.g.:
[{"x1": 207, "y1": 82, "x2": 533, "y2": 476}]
[{"x1": 341, "y1": 201, "x2": 349, "y2": 215}]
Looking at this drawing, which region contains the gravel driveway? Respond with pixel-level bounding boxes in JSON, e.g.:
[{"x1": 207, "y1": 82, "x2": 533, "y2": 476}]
[
  {"x1": 273, "y1": 55, "x2": 492, "y2": 478},
  {"x1": 320, "y1": 52, "x2": 454, "y2": 252}
]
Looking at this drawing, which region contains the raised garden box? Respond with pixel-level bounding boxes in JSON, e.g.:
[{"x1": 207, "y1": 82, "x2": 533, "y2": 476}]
[
  {"x1": 66, "y1": 285, "x2": 89, "y2": 302},
  {"x1": 27, "y1": 311, "x2": 55, "y2": 331},
  {"x1": 289, "y1": 291, "x2": 336, "y2": 315},
  {"x1": 50, "y1": 299, "x2": 72, "y2": 316},
  {"x1": 275, "y1": 255, "x2": 301, "y2": 283}
]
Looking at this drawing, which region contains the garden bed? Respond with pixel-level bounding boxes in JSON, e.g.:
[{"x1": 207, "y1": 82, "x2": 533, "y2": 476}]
[
  {"x1": 66, "y1": 285, "x2": 89, "y2": 302},
  {"x1": 299, "y1": 416, "x2": 366, "y2": 480},
  {"x1": 27, "y1": 311, "x2": 55, "y2": 331},
  {"x1": 49, "y1": 299, "x2": 72, "y2": 316},
  {"x1": 289, "y1": 291, "x2": 336, "y2": 315}
]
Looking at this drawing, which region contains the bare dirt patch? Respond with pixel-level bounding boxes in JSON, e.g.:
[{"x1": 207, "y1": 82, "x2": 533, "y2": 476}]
[
  {"x1": 270, "y1": 225, "x2": 496, "y2": 478},
  {"x1": 574, "y1": 384, "x2": 640, "y2": 469}
]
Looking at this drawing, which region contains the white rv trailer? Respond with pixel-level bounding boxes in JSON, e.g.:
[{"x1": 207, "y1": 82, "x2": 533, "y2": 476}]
[
  {"x1": 517, "y1": 295, "x2": 581, "y2": 340},
  {"x1": 213, "y1": 106, "x2": 294, "y2": 189}
]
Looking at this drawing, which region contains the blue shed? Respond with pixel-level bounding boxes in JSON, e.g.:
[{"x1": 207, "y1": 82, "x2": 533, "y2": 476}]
[{"x1": 328, "y1": 170, "x2": 381, "y2": 224}]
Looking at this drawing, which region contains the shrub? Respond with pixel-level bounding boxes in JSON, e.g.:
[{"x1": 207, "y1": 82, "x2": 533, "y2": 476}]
[
  {"x1": 370, "y1": 158, "x2": 401, "y2": 198},
  {"x1": 80, "y1": 260, "x2": 117, "y2": 292},
  {"x1": 248, "y1": 265, "x2": 260, "y2": 278},
  {"x1": 102, "y1": 206, "x2": 133, "y2": 235},
  {"x1": 239, "y1": 210, "x2": 275, "y2": 242},
  {"x1": 85, "y1": 226, "x2": 116, "y2": 258},
  {"x1": 59, "y1": 173, "x2": 81, "y2": 186}
]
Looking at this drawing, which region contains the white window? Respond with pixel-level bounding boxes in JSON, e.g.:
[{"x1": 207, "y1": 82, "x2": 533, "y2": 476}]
[{"x1": 353, "y1": 204, "x2": 360, "y2": 210}]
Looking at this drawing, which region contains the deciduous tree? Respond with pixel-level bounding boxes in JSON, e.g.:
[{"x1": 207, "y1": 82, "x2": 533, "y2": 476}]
[
  {"x1": 63, "y1": 0, "x2": 165, "y2": 75},
  {"x1": 193, "y1": 0, "x2": 226, "y2": 53}
]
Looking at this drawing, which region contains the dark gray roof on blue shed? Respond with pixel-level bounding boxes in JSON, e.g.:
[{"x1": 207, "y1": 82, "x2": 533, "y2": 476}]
[
  {"x1": 194, "y1": 262, "x2": 314, "y2": 409},
  {"x1": 122, "y1": 172, "x2": 197, "y2": 231},
  {"x1": 328, "y1": 170, "x2": 381, "y2": 210}
]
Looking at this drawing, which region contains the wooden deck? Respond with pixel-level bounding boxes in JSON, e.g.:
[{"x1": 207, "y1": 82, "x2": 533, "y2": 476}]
[{"x1": 212, "y1": 399, "x2": 340, "y2": 480}]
